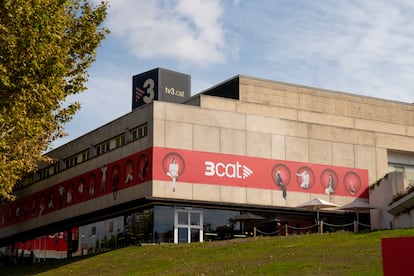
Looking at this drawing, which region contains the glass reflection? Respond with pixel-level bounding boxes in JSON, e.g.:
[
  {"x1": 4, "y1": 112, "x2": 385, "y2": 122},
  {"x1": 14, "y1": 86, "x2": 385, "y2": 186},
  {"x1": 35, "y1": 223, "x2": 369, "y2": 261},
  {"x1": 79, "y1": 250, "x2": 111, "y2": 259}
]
[{"x1": 153, "y1": 206, "x2": 174, "y2": 243}]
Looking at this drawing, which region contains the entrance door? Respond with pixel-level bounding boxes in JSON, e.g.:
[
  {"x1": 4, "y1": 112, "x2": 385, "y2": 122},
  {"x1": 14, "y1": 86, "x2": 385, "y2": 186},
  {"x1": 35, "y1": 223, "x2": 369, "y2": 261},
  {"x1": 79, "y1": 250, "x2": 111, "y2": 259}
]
[{"x1": 174, "y1": 208, "x2": 203, "y2": 244}]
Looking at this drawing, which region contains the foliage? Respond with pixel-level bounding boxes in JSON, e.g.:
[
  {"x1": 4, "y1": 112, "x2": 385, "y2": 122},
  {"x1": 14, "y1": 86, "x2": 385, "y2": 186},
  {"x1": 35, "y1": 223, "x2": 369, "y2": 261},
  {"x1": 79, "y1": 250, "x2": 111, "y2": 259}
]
[
  {"x1": 369, "y1": 172, "x2": 390, "y2": 191},
  {"x1": 0, "y1": 0, "x2": 109, "y2": 200},
  {"x1": 4, "y1": 229, "x2": 414, "y2": 275},
  {"x1": 390, "y1": 184, "x2": 414, "y2": 207}
]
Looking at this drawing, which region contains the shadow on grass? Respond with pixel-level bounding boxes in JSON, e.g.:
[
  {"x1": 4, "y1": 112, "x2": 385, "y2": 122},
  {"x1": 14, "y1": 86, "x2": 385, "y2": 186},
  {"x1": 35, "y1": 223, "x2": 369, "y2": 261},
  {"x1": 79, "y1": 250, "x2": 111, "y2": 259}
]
[{"x1": 1, "y1": 252, "x2": 105, "y2": 276}]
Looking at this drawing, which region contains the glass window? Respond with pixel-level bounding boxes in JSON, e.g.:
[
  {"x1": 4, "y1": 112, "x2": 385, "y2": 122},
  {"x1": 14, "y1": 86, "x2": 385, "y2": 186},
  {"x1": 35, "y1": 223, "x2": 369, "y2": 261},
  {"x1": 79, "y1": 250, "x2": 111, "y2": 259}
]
[
  {"x1": 124, "y1": 208, "x2": 153, "y2": 244},
  {"x1": 191, "y1": 212, "x2": 200, "y2": 226},
  {"x1": 153, "y1": 206, "x2": 174, "y2": 243},
  {"x1": 178, "y1": 212, "x2": 188, "y2": 225},
  {"x1": 191, "y1": 228, "x2": 200, "y2": 243},
  {"x1": 178, "y1": 228, "x2": 188, "y2": 243}
]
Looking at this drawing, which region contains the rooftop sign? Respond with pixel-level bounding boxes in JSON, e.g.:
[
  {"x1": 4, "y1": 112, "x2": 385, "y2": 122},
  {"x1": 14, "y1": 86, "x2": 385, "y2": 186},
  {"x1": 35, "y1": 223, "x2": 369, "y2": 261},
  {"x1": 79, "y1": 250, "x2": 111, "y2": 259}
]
[{"x1": 132, "y1": 68, "x2": 191, "y2": 110}]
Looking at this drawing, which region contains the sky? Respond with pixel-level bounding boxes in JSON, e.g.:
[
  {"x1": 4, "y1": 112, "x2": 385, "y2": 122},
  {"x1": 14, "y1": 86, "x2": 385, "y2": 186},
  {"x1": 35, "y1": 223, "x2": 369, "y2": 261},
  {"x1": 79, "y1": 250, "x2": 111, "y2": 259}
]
[{"x1": 52, "y1": 0, "x2": 414, "y2": 149}]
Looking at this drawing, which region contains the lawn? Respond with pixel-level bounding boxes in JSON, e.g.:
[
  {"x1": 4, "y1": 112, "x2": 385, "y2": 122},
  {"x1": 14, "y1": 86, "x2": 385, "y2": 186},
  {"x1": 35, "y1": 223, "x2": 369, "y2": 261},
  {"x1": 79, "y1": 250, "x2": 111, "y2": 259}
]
[{"x1": 3, "y1": 228, "x2": 414, "y2": 276}]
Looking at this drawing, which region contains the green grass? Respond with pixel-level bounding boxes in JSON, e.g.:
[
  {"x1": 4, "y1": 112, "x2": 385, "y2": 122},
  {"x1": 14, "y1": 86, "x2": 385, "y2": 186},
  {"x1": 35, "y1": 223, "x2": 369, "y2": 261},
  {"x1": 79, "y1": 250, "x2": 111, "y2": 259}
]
[{"x1": 3, "y1": 228, "x2": 414, "y2": 275}]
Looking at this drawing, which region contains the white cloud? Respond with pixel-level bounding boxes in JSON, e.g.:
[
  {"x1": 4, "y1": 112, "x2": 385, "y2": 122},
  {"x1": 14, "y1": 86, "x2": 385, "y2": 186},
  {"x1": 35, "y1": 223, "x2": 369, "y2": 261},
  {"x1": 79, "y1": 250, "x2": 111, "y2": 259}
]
[
  {"x1": 52, "y1": 0, "x2": 414, "y2": 150},
  {"x1": 106, "y1": 0, "x2": 227, "y2": 67},
  {"x1": 237, "y1": 0, "x2": 414, "y2": 103}
]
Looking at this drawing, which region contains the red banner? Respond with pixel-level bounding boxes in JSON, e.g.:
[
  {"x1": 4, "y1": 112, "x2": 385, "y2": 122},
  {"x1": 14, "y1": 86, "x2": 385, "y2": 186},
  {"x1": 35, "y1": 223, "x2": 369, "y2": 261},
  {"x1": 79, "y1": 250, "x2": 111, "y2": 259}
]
[
  {"x1": 153, "y1": 147, "x2": 369, "y2": 198},
  {"x1": 0, "y1": 148, "x2": 153, "y2": 229},
  {"x1": 0, "y1": 147, "x2": 368, "y2": 230},
  {"x1": 16, "y1": 229, "x2": 77, "y2": 252}
]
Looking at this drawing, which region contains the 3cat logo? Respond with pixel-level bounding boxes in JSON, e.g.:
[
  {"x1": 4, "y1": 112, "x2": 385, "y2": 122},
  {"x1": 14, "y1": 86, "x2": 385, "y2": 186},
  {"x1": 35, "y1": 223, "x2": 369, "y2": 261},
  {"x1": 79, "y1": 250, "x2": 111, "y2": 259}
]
[{"x1": 204, "y1": 161, "x2": 253, "y2": 179}]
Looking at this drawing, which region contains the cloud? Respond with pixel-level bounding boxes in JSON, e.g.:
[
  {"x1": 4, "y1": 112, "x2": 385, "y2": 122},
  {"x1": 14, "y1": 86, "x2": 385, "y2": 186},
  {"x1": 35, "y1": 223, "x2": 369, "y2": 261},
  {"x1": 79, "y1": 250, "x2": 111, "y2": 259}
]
[
  {"x1": 106, "y1": 0, "x2": 227, "y2": 67},
  {"x1": 233, "y1": 0, "x2": 414, "y2": 103}
]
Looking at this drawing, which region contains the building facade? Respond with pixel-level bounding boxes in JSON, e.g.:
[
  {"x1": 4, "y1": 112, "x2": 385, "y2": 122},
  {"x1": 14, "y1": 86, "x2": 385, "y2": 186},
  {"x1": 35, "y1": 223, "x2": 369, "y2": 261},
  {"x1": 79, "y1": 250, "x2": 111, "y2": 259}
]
[{"x1": 1, "y1": 68, "x2": 414, "y2": 253}]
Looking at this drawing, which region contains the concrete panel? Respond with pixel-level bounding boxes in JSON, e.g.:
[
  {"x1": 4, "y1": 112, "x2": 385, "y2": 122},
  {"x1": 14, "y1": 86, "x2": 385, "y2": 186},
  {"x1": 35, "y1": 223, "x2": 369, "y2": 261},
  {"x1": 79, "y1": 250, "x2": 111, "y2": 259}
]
[
  {"x1": 220, "y1": 186, "x2": 247, "y2": 204},
  {"x1": 199, "y1": 95, "x2": 237, "y2": 112},
  {"x1": 309, "y1": 139, "x2": 332, "y2": 165},
  {"x1": 193, "y1": 125, "x2": 220, "y2": 153},
  {"x1": 298, "y1": 93, "x2": 340, "y2": 115},
  {"x1": 153, "y1": 119, "x2": 165, "y2": 147},
  {"x1": 355, "y1": 145, "x2": 377, "y2": 184},
  {"x1": 240, "y1": 81, "x2": 299, "y2": 108},
  {"x1": 153, "y1": 101, "x2": 166, "y2": 120},
  {"x1": 246, "y1": 131, "x2": 272, "y2": 158},
  {"x1": 193, "y1": 183, "x2": 221, "y2": 202},
  {"x1": 246, "y1": 115, "x2": 308, "y2": 138},
  {"x1": 165, "y1": 102, "x2": 246, "y2": 130},
  {"x1": 310, "y1": 125, "x2": 375, "y2": 146},
  {"x1": 272, "y1": 135, "x2": 286, "y2": 160},
  {"x1": 332, "y1": 142, "x2": 354, "y2": 168},
  {"x1": 376, "y1": 148, "x2": 389, "y2": 181},
  {"x1": 165, "y1": 121, "x2": 193, "y2": 150},
  {"x1": 286, "y1": 137, "x2": 309, "y2": 162},
  {"x1": 298, "y1": 110, "x2": 353, "y2": 129},
  {"x1": 408, "y1": 126, "x2": 414, "y2": 137},
  {"x1": 376, "y1": 134, "x2": 414, "y2": 152},
  {"x1": 237, "y1": 102, "x2": 297, "y2": 121},
  {"x1": 354, "y1": 119, "x2": 406, "y2": 136},
  {"x1": 175, "y1": 183, "x2": 194, "y2": 200},
  {"x1": 246, "y1": 188, "x2": 272, "y2": 205},
  {"x1": 152, "y1": 180, "x2": 166, "y2": 197},
  {"x1": 284, "y1": 192, "x2": 314, "y2": 207},
  {"x1": 220, "y1": 128, "x2": 246, "y2": 155},
  {"x1": 152, "y1": 180, "x2": 193, "y2": 200},
  {"x1": 271, "y1": 190, "x2": 290, "y2": 207},
  {"x1": 120, "y1": 182, "x2": 153, "y2": 201}
]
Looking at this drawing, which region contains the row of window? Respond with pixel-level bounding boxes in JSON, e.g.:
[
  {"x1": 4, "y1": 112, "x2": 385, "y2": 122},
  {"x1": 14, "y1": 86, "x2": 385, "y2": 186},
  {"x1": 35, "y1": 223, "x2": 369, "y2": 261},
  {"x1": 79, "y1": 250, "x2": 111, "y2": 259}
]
[{"x1": 33, "y1": 123, "x2": 148, "y2": 183}]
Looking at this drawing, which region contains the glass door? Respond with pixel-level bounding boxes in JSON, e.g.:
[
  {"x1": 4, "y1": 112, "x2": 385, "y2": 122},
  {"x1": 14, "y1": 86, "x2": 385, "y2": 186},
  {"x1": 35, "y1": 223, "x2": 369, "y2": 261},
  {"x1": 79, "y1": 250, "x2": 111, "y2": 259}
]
[{"x1": 174, "y1": 208, "x2": 203, "y2": 244}]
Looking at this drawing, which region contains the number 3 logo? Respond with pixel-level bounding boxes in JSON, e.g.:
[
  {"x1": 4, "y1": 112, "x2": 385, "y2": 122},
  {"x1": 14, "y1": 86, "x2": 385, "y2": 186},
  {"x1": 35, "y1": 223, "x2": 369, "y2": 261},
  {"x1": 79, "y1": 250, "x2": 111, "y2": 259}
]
[{"x1": 143, "y1": 78, "x2": 155, "y2": 104}]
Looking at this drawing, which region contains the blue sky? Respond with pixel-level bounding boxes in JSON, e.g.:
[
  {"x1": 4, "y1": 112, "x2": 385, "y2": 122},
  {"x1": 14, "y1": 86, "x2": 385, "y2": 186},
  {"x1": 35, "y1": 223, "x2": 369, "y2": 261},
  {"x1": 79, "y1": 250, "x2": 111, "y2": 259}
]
[{"x1": 53, "y1": 0, "x2": 414, "y2": 148}]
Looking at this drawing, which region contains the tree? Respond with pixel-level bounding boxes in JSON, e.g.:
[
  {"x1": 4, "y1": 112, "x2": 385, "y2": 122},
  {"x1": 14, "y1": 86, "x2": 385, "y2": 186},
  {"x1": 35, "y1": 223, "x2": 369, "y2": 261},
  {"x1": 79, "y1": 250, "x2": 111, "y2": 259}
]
[{"x1": 0, "y1": 0, "x2": 109, "y2": 200}]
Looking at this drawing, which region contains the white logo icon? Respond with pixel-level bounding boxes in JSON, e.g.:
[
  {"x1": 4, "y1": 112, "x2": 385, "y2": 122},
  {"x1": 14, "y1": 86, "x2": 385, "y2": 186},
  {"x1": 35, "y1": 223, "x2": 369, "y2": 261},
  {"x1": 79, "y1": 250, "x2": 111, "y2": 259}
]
[
  {"x1": 204, "y1": 161, "x2": 253, "y2": 179},
  {"x1": 242, "y1": 165, "x2": 253, "y2": 179}
]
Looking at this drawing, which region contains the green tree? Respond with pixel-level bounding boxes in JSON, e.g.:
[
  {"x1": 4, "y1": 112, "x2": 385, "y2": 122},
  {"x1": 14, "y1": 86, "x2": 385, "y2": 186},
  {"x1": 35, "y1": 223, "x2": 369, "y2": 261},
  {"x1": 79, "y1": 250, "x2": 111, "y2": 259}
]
[{"x1": 0, "y1": 0, "x2": 109, "y2": 200}]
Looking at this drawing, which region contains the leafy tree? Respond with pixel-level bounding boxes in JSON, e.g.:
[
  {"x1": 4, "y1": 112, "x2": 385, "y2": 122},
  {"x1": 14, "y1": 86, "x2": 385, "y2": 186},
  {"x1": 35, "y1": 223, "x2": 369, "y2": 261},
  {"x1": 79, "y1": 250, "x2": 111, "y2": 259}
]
[{"x1": 0, "y1": 0, "x2": 109, "y2": 200}]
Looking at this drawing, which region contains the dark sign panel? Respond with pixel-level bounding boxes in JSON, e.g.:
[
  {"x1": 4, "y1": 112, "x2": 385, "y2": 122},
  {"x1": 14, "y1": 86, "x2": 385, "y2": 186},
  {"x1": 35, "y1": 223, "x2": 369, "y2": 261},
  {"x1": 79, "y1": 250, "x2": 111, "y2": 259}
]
[{"x1": 132, "y1": 68, "x2": 191, "y2": 110}]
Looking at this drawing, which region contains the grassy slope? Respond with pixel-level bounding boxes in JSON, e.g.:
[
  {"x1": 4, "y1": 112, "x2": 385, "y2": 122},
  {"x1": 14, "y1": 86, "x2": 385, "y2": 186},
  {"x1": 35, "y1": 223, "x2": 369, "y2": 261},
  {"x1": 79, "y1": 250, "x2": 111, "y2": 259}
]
[{"x1": 3, "y1": 228, "x2": 414, "y2": 276}]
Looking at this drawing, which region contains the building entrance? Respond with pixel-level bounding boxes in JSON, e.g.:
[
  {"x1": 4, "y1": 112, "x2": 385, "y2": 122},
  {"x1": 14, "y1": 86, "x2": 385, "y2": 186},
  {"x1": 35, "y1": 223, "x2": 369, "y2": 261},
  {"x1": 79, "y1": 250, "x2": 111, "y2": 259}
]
[{"x1": 174, "y1": 208, "x2": 203, "y2": 243}]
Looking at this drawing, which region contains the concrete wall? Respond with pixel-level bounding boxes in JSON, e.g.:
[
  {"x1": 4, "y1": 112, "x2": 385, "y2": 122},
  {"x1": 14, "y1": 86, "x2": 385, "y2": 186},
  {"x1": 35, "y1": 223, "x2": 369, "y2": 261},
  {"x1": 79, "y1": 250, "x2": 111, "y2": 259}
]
[
  {"x1": 7, "y1": 74, "x2": 414, "y2": 239},
  {"x1": 151, "y1": 76, "x2": 414, "y2": 212},
  {"x1": 2, "y1": 106, "x2": 155, "y2": 240},
  {"x1": 202, "y1": 77, "x2": 414, "y2": 184},
  {"x1": 369, "y1": 172, "x2": 412, "y2": 229}
]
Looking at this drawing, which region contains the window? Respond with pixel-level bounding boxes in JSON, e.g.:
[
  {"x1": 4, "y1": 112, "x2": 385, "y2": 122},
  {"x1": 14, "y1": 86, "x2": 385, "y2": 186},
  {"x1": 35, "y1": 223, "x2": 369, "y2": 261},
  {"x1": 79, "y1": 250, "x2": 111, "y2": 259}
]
[
  {"x1": 39, "y1": 169, "x2": 50, "y2": 180},
  {"x1": 131, "y1": 124, "x2": 148, "y2": 141},
  {"x1": 115, "y1": 134, "x2": 125, "y2": 148},
  {"x1": 96, "y1": 141, "x2": 110, "y2": 156},
  {"x1": 53, "y1": 163, "x2": 60, "y2": 174},
  {"x1": 81, "y1": 150, "x2": 90, "y2": 162},
  {"x1": 65, "y1": 156, "x2": 78, "y2": 169}
]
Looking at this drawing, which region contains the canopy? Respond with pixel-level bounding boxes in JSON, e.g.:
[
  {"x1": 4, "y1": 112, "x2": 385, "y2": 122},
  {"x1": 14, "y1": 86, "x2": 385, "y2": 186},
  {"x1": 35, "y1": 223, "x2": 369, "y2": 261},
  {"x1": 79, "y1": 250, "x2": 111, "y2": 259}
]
[
  {"x1": 338, "y1": 199, "x2": 376, "y2": 212},
  {"x1": 337, "y1": 199, "x2": 377, "y2": 224},
  {"x1": 296, "y1": 198, "x2": 338, "y2": 230},
  {"x1": 233, "y1": 212, "x2": 265, "y2": 234},
  {"x1": 296, "y1": 197, "x2": 339, "y2": 211},
  {"x1": 233, "y1": 212, "x2": 265, "y2": 221}
]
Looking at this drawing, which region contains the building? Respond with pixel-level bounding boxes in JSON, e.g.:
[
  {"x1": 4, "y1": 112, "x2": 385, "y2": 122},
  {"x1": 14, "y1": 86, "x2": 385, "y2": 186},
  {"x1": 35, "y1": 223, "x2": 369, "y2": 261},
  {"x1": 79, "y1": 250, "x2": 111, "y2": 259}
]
[{"x1": 1, "y1": 68, "x2": 414, "y2": 254}]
